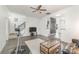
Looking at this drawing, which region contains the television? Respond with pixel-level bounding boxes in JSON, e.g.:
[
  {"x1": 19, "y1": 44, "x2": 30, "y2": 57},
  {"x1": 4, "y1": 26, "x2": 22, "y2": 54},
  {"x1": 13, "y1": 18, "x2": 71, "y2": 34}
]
[{"x1": 29, "y1": 27, "x2": 37, "y2": 32}]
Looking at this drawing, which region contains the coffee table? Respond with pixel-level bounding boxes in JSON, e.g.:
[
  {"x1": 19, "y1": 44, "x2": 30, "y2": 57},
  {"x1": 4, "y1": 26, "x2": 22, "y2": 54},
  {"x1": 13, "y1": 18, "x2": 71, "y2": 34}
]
[{"x1": 40, "y1": 40, "x2": 60, "y2": 54}]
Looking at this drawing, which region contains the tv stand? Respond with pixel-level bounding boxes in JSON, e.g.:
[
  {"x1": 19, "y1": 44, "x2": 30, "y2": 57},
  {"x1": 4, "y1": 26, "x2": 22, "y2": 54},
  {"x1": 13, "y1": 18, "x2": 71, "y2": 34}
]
[{"x1": 30, "y1": 32, "x2": 37, "y2": 36}]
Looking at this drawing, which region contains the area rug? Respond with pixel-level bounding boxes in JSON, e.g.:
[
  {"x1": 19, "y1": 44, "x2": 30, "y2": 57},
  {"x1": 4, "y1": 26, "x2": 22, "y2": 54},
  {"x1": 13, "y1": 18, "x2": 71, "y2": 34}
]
[
  {"x1": 25, "y1": 38, "x2": 44, "y2": 54},
  {"x1": 11, "y1": 45, "x2": 31, "y2": 54}
]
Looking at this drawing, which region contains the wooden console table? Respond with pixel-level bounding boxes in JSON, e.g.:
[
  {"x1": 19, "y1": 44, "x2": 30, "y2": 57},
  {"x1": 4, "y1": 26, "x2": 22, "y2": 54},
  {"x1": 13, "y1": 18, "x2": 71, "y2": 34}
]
[{"x1": 40, "y1": 40, "x2": 60, "y2": 54}]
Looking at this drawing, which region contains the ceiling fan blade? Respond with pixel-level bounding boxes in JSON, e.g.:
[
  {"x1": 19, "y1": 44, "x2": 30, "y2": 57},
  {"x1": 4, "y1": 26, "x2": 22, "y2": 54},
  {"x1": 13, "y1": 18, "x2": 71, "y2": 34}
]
[
  {"x1": 40, "y1": 9, "x2": 47, "y2": 11},
  {"x1": 30, "y1": 7, "x2": 36, "y2": 9},
  {"x1": 37, "y1": 5, "x2": 42, "y2": 10},
  {"x1": 46, "y1": 12, "x2": 51, "y2": 15}
]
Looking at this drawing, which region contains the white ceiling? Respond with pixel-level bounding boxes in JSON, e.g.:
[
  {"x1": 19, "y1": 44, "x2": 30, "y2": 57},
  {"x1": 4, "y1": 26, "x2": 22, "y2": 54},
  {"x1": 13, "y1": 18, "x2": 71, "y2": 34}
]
[{"x1": 6, "y1": 5, "x2": 71, "y2": 18}]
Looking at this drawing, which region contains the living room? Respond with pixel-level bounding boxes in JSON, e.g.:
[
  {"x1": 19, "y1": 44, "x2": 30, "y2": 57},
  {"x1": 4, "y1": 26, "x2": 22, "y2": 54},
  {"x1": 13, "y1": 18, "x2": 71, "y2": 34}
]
[{"x1": 0, "y1": 5, "x2": 79, "y2": 54}]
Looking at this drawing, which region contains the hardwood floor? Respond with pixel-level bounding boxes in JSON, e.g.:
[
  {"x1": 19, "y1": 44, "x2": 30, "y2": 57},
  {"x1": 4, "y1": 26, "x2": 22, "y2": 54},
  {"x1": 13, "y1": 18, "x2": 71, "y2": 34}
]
[
  {"x1": 1, "y1": 35, "x2": 68, "y2": 54},
  {"x1": 1, "y1": 35, "x2": 46, "y2": 54}
]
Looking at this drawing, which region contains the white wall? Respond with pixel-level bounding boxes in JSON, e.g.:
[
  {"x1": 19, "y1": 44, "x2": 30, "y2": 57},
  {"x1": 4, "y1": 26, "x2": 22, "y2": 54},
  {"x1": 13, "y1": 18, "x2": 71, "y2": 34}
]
[
  {"x1": 8, "y1": 6, "x2": 79, "y2": 43},
  {"x1": 8, "y1": 12, "x2": 41, "y2": 36},
  {"x1": 0, "y1": 6, "x2": 8, "y2": 52},
  {"x1": 23, "y1": 17, "x2": 41, "y2": 36},
  {"x1": 39, "y1": 12, "x2": 60, "y2": 37},
  {"x1": 55, "y1": 6, "x2": 79, "y2": 43},
  {"x1": 8, "y1": 12, "x2": 26, "y2": 34},
  {"x1": 40, "y1": 6, "x2": 79, "y2": 43},
  {"x1": 71, "y1": 6, "x2": 79, "y2": 39},
  {"x1": 39, "y1": 16, "x2": 50, "y2": 36}
]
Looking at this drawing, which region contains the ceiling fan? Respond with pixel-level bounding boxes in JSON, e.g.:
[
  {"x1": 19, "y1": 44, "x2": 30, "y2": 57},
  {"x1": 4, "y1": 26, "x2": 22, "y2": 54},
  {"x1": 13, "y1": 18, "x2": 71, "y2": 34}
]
[
  {"x1": 30, "y1": 5, "x2": 51, "y2": 15},
  {"x1": 30, "y1": 5, "x2": 47, "y2": 13}
]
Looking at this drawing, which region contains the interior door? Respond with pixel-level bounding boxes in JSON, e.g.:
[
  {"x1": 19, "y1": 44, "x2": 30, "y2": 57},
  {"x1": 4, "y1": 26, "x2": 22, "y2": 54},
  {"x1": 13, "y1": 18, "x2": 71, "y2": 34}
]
[{"x1": 50, "y1": 17, "x2": 56, "y2": 35}]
